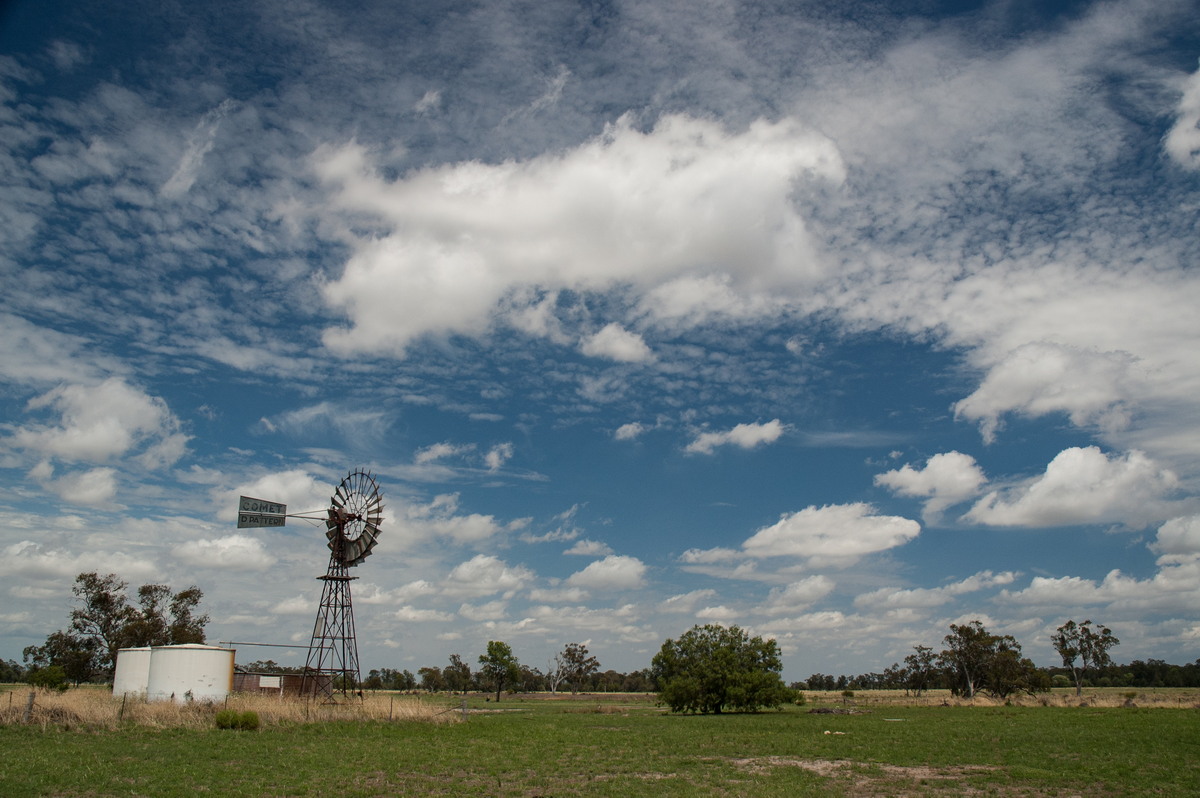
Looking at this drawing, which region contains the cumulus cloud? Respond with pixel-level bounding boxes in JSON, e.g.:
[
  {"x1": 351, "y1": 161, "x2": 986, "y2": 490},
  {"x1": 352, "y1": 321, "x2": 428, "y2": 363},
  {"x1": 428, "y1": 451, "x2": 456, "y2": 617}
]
[
  {"x1": 758, "y1": 575, "x2": 836, "y2": 616},
  {"x1": 854, "y1": 570, "x2": 1017, "y2": 612},
  {"x1": 565, "y1": 554, "x2": 647, "y2": 590},
  {"x1": 173, "y1": 534, "x2": 277, "y2": 570},
  {"x1": 680, "y1": 504, "x2": 920, "y2": 575},
  {"x1": 316, "y1": 114, "x2": 844, "y2": 355},
  {"x1": 564, "y1": 539, "x2": 613, "y2": 557},
  {"x1": 875, "y1": 451, "x2": 987, "y2": 522},
  {"x1": 580, "y1": 323, "x2": 653, "y2": 363},
  {"x1": 614, "y1": 422, "x2": 647, "y2": 441},
  {"x1": 393, "y1": 493, "x2": 510, "y2": 545},
  {"x1": 442, "y1": 554, "x2": 533, "y2": 598},
  {"x1": 1151, "y1": 515, "x2": 1200, "y2": 559},
  {"x1": 485, "y1": 442, "x2": 514, "y2": 471},
  {"x1": 998, "y1": 561, "x2": 1200, "y2": 615},
  {"x1": 954, "y1": 343, "x2": 1137, "y2": 444},
  {"x1": 31, "y1": 465, "x2": 119, "y2": 507},
  {"x1": 394, "y1": 606, "x2": 456, "y2": 622},
  {"x1": 685, "y1": 419, "x2": 786, "y2": 455},
  {"x1": 965, "y1": 447, "x2": 1180, "y2": 528},
  {"x1": 10, "y1": 377, "x2": 187, "y2": 466},
  {"x1": 0, "y1": 540, "x2": 156, "y2": 581},
  {"x1": 741, "y1": 504, "x2": 920, "y2": 567}
]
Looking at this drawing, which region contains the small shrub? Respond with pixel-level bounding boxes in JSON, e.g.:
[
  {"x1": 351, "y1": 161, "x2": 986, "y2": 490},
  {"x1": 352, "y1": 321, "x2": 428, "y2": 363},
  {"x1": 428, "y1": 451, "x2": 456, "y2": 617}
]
[
  {"x1": 794, "y1": 691, "x2": 806, "y2": 706},
  {"x1": 215, "y1": 709, "x2": 240, "y2": 729},
  {"x1": 238, "y1": 710, "x2": 260, "y2": 730}
]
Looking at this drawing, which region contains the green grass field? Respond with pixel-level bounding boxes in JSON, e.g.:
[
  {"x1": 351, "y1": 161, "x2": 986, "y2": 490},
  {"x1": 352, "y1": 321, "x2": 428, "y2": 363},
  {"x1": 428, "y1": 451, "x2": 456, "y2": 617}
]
[{"x1": 2, "y1": 689, "x2": 1198, "y2": 796}]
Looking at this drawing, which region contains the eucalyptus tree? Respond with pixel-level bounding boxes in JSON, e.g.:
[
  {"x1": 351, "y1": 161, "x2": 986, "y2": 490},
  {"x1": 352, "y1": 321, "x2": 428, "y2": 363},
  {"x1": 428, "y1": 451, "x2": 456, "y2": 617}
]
[{"x1": 1052, "y1": 619, "x2": 1119, "y2": 696}]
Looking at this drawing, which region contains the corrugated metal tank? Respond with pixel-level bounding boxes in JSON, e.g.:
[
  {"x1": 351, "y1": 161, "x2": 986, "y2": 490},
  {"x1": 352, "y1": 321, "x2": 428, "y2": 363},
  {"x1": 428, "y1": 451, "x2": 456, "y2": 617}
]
[
  {"x1": 144, "y1": 644, "x2": 236, "y2": 703},
  {"x1": 112, "y1": 646, "x2": 153, "y2": 696}
]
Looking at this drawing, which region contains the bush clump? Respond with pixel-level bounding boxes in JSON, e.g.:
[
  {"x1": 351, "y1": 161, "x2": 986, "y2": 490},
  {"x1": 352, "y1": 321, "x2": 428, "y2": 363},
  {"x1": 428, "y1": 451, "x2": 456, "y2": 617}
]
[{"x1": 216, "y1": 709, "x2": 260, "y2": 730}]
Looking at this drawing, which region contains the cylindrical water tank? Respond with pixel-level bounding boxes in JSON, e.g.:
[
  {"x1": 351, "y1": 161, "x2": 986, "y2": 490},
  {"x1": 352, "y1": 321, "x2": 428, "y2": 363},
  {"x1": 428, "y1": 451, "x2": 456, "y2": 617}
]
[
  {"x1": 144, "y1": 644, "x2": 236, "y2": 703},
  {"x1": 112, "y1": 647, "x2": 152, "y2": 697}
]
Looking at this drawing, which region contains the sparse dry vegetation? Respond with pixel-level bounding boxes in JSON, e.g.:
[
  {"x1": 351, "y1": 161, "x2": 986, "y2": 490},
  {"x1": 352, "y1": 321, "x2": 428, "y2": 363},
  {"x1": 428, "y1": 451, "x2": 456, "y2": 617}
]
[{"x1": 0, "y1": 685, "x2": 460, "y2": 730}]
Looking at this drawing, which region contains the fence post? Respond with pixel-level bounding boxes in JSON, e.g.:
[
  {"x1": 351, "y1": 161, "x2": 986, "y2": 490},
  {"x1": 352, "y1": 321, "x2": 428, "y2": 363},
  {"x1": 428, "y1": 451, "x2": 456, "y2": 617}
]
[
  {"x1": 461, "y1": 698, "x2": 468, "y2": 720},
  {"x1": 23, "y1": 691, "x2": 35, "y2": 723}
]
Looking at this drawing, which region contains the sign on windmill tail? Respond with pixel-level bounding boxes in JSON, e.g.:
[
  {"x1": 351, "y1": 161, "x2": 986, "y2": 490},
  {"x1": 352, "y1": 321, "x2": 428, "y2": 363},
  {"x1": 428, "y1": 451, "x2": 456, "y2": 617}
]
[{"x1": 237, "y1": 496, "x2": 287, "y2": 528}]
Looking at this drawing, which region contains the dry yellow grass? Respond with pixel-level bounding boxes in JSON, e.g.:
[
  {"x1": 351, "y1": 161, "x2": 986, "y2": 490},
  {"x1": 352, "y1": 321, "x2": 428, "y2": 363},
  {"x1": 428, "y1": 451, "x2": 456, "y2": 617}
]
[
  {"x1": 805, "y1": 686, "x2": 1200, "y2": 708},
  {"x1": 0, "y1": 686, "x2": 461, "y2": 730}
]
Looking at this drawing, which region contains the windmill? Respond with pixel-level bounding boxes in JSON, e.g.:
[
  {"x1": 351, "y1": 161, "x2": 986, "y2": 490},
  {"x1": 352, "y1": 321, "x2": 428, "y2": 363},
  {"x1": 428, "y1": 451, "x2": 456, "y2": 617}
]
[{"x1": 235, "y1": 468, "x2": 384, "y2": 702}]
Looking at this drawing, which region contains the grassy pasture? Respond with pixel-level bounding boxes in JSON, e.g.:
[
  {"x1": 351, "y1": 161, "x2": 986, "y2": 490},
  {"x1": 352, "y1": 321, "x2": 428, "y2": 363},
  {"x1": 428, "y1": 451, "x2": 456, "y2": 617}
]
[{"x1": 2, "y1": 686, "x2": 1198, "y2": 796}]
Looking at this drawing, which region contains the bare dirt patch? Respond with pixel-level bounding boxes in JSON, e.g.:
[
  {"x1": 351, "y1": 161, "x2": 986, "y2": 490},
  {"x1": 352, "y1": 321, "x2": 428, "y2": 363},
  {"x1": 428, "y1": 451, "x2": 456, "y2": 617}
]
[{"x1": 728, "y1": 756, "x2": 1012, "y2": 797}]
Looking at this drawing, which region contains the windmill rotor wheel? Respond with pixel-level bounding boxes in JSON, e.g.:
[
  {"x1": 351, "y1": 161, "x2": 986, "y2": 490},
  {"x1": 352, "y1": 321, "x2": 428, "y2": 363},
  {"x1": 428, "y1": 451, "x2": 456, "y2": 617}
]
[{"x1": 325, "y1": 469, "x2": 384, "y2": 566}]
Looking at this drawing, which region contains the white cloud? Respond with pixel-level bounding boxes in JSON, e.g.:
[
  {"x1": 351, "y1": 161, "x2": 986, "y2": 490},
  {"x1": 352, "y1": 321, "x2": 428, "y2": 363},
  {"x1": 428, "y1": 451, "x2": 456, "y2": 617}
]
[
  {"x1": 741, "y1": 504, "x2": 920, "y2": 567},
  {"x1": 758, "y1": 575, "x2": 836, "y2": 616},
  {"x1": 485, "y1": 442, "x2": 514, "y2": 471},
  {"x1": 0, "y1": 540, "x2": 156, "y2": 581},
  {"x1": 394, "y1": 606, "x2": 456, "y2": 622},
  {"x1": 579, "y1": 323, "x2": 653, "y2": 363},
  {"x1": 564, "y1": 539, "x2": 613, "y2": 557},
  {"x1": 173, "y1": 534, "x2": 276, "y2": 570},
  {"x1": 316, "y1": 113, "x2": 844, "y2": 355},
  {"x1": 11, "y1": 377, "x2": 187, "y2": 466},
  {"x1": 875, "y1": 451, "x2": 987, "y2": 522},
  {"x1": 527, "y1": 586, "x2": 590, "y2": 603},
  {"x1": 1151, "y1": 515, "x2": 1200, "y2": 559},
  {"x1": 999, "y1": 561, "x2": 1200, "y2": 615},
  {"x1": 33, "y1": 465, "x2": 119, "y2": 507},
  {"x1": 565, "y1": 554, "x2": 647, "y2": 590},
  {"x1": 696, "y1": 605, "x2": 740, "y2": 621},
  {"x1": 395, "y1": 493, "x2": 506, "y2": 545},
  {"x1": 685, "y1": 419, "x2": 786, "y2": 455},
  {"x1": 271, "y1": 594, "x2": 314, "y2": 615},
  {"x1": 442, "y1": 554, "x2": 533, "y2": 598},
  {"x1": 1164, "y1": 60, "x2": 1200, "y2": 169},
  {"x1": 854, "y1": 570, "x2": 1017, "y2": 612},
  {"x1": 414, "y1": 441, "x2": 474, "y2": 464},
  {"x1": 614, "y1": 422, "x2": 647, "y2": 441},
  {"x1": 965, "y1": 447, "x2": 1180, "y2": 528},
  {"x1": 954, "y1": 343, "x2": 1137, "y2": 444},
  {"x1": 657, "y1": 589, "x2": 717, "y2": 613}
]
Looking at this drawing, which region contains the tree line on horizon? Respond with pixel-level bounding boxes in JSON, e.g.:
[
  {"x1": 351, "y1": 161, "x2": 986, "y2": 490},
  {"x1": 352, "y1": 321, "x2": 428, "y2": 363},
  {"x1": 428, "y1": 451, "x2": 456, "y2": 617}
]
[{"x1": 11, "y1": 573, "x2": 1200, "y2": 704}]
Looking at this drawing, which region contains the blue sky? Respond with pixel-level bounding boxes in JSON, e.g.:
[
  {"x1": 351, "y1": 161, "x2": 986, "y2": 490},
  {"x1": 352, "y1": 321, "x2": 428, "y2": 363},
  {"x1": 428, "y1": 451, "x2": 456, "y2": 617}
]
[{"x1": 1, "y1": 0, "x2": 1199, "y2": 681}]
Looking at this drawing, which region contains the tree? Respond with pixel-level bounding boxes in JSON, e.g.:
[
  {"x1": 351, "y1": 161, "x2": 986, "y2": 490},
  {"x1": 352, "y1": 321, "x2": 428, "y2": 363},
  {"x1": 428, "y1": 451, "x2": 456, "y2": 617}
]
[
  {"x1": 1052, "y1": 619, "x2": 1119, "y2": 696},
  {"x1": 903, "y1": 645, "x2": 939, "y2": 696},
  {"x1": 940, "y1": 620, "x2": 1044, "y2": 699},
  {"x1": 23, "y1": 630, "x2": 99, "y2": 685},
  {"x1": 418, "y1": 666, "x2": 445, "y2": 692},
  {"x1": 554, "y1": 643, "x2": 600, "y2": 694},
  {"x1": 478, "y1": 640, "x2": 521, "y2": 702},
  {"x1": 444, "y1": 654, "x2": 473, "y2": 694},
  {"x1": 939, "y1": 621, "x2": 994, "y2": 699},
  {"x1": 651, "y1": 624, "x2": 792, "y2": 714},
  {"x1": 29, "y1": 572, "x2": 209, "y2": 680}
]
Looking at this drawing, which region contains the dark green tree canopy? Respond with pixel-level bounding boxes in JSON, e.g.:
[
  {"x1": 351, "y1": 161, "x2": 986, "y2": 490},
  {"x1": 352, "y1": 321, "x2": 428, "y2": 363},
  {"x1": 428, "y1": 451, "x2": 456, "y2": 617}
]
[
  {"x1": 478, "y1": 640, "x2": 521, "y2": 702},
  {"x1": 652, "y1": 624, "x2": 792, "y2": 714},
  {"x1": 939, "y1": 620, "x2": 1046, "y2": 699},
  {"x1": 24, "y1": 572, "x2": 209, "y2": 682}
]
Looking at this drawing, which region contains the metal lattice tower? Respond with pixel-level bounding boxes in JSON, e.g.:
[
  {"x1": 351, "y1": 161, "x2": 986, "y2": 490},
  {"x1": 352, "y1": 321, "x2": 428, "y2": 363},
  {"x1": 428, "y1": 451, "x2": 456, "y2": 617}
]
[
  {"x1": 300, "y1": 470, "x2": 383, "y2": 702},
  {"x1": 301, "y1": 549, "x2": 360, "y2": 702}
]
